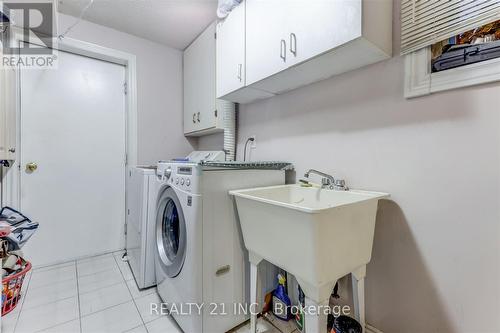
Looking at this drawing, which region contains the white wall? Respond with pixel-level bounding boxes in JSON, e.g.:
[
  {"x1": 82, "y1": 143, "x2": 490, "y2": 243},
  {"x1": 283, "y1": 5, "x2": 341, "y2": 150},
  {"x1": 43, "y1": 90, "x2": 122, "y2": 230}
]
[
  {"x1": 58, "y1": 13, "x2": 195, "y2": 165},
  {"x1": 198, "y1": 1, "x2": 500, "y2": 332}
]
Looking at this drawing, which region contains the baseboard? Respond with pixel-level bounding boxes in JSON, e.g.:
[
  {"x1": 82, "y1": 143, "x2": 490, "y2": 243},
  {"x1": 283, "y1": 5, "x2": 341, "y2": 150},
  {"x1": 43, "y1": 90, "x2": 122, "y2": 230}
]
[{"x1": 366, "y1": 323, "x2": 384, "y2": 333}]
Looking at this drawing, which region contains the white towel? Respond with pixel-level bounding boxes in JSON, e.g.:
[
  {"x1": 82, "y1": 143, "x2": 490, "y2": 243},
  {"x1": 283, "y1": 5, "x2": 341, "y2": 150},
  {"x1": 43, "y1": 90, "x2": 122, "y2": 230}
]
[
  {"x1": 0, "y1": 207, "x2": 39, "y2": 251},
  {"x1": 217, "y1": 0, "x2": 243, "y2": 18}
]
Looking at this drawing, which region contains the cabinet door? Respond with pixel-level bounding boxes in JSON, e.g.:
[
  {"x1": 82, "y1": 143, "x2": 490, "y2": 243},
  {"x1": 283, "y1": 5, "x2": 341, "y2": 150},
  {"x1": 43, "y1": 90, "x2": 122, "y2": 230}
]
[
  {"x1": 216, "y1": 0, "x2": 245, "y2": 98},
  {"x1": 183, "y1": 44, "x2": 198, "y2": 134},
  {"x1": 246, "y1": 0, "x2": 290, "y2": 86},
  {"x1": 184, "y1": 22, "x2": 217, "y2": 134},
  {"x1": 285, "y1": 0, "x2": 362, "y2": 66}
]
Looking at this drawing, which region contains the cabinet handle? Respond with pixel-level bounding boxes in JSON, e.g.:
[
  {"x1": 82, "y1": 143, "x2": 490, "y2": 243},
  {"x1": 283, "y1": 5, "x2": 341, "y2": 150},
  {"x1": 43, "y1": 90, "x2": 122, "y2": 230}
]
[
  {"x1": 8, "y1": 148, "x2": 15, "y2": 153},
  {"x1": 280, "y1": 39, "x2": 286, "y2": 62},
  {"x1": 192, "y1": 113, "x2": 196, "y2": 123},
  {"x1": 290, "y1": 33, "x2": 297, "y2": 56},
  {"x1": 237, "y1": 63, "x2": 242, "y2": 82},
  {"x1": 197, "y1": 112, "x2": 200, "y2": 123}
]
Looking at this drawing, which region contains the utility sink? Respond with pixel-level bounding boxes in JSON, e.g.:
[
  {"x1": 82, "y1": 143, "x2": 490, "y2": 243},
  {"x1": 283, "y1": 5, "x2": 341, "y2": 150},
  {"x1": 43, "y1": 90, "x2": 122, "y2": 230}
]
[{"x1": 230, "y1": 184, "x2": 389, "y2": 303}]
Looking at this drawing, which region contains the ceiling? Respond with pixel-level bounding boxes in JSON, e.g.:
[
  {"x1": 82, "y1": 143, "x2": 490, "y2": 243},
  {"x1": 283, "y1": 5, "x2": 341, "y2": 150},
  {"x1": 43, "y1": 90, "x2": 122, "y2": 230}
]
[{"x1": 58, "y1": 0, "x2": 218, "y2": 50}]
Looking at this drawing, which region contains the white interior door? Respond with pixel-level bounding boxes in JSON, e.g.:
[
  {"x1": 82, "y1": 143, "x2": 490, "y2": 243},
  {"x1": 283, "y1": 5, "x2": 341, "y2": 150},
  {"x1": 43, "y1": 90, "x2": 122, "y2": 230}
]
[{"x1": 20, "y1": 49, "x2": 127, "y2": 266}]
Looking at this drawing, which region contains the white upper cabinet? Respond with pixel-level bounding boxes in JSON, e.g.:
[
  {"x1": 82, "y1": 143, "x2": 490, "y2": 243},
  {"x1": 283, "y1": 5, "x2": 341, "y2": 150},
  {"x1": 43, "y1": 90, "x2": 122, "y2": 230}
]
[
  {"x1": 216, "y1": 1, "x2": 275, "y2": 103},
  {"x1": 0, "y1": 58, "x2": 16, "y2": 162},
  {"x1": 216, "y1": 0, "x2": 392, "y2": 103},
  {"x1": 285, "y1": 0, "x2": 362, "y2": 66},
  {"x1": 184, "y1": 22, "x2": 216, "y2": 135},
  {"x1": 216, "y1": 0, "x2": 246, "y2": 97},
  {"x1": 245, "y1": 0, "x2": 290, "y2": 86},
  {"x1": 184, "y1": 22, "x2": 234, "y2": 136}
]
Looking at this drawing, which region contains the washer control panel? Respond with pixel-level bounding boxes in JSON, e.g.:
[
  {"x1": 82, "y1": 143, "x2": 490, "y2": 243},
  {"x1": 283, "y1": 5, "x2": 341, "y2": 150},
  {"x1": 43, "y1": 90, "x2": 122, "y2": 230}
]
[{"x1": 157, "y1": 162, "x2": 199, "y2": 194}]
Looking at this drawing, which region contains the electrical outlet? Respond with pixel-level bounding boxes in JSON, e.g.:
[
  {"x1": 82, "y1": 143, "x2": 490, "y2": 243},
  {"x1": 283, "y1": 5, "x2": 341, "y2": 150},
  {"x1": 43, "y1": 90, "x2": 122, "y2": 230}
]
[{"x1": 250, "y1": 135, "x2": 257, "y2": 148}]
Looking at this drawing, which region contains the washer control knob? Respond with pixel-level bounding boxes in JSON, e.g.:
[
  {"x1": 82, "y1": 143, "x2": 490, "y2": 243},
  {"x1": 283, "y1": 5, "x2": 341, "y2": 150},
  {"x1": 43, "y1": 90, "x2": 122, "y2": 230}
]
[
  {"x1": 180, "y1": 178, "x2": 185, "y2": 185},
  {"x1": 186, "y1": 179, "x2": 191, "y2": 186},
  {"x1": 175, "y1": 178, "x2": 179, "y2": 185},
  {"x1": 164, "y1": 167, "x2": 172, "y2": 179}
]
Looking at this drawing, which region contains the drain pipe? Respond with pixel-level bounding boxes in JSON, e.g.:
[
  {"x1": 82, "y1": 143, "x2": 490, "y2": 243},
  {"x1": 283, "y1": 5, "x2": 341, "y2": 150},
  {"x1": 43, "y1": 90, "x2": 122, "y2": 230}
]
[{"x1": 219, "y1": 100, "x2": 236, "y2": 161}]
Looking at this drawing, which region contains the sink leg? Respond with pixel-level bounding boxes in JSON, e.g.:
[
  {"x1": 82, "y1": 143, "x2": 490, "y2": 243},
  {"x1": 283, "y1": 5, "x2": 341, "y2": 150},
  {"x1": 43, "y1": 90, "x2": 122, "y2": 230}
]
[
  {"x1": 351, "y1": 266, "x2": 366, "y2": 333},
  {"x1": 304, "y1": 297, "x2": 328, "y2": 333},
  {"x1": 250, "y1": 261, "x2": 259, "y2": 333}
]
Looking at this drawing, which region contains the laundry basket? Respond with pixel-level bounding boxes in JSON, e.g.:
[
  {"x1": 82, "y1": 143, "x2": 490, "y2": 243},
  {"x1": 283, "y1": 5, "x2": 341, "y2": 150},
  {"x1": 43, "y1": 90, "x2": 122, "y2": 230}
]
[{"x1": 2, "y1": 260, "x2": 31, "y2": 315}]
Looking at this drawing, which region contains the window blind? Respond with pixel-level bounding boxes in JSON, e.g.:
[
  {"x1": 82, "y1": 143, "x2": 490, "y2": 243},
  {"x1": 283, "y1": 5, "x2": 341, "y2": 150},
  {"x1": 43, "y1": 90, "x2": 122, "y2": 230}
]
[{"x1": 401, "y1": 0, "x2": 500, "y2": 54}]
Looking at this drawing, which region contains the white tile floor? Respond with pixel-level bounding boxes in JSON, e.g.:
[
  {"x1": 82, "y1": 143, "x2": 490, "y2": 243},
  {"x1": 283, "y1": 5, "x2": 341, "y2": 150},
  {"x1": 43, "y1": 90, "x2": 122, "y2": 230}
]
[
  {"x1": 2, "y1": 251, "x2": 182, "y2": 333},
  {"x1": 2, "y1": 251, "x2": 298, "y2": 333}
]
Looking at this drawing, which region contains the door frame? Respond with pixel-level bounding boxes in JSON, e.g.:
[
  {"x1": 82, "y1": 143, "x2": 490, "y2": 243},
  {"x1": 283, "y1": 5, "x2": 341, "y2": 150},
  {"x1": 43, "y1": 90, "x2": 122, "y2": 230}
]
[{"x1": 2, "y1": 34, "x2": 138, "y2": 246}]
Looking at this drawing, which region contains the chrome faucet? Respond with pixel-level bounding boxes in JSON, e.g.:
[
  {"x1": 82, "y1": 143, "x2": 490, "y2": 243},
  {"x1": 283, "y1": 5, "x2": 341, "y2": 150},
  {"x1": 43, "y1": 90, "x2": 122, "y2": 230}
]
[{"x1": 304, "y1": 169, "x2": 348, "y2": 191}]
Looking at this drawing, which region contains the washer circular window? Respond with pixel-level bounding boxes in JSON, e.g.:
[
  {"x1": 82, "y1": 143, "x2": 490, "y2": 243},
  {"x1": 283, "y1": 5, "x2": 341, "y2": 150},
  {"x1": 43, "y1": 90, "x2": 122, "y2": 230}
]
[{"x1": 156, "y1": 187, "x2": 186, "y2": 278}]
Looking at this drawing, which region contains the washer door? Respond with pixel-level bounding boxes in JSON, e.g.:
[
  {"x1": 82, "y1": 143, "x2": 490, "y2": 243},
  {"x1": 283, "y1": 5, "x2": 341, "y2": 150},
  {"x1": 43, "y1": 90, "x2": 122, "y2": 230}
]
[{"x1": 156, "y1": 187, "x2": 186, "y2": 278}]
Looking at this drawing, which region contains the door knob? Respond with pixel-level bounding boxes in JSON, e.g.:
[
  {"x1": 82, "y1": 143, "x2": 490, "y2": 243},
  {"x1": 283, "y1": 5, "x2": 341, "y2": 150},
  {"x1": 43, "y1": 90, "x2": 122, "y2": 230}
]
[{"x1": 26, "y1": 162, "x2": 38, "y2": 172}]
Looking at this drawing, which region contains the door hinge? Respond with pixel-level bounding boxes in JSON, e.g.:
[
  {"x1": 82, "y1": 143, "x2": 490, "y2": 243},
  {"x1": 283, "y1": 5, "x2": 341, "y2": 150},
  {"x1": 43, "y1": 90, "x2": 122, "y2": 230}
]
[
  {"x1": 214, "y1": 32, "x2": 217, "y2": 39},
  {"x1": 214, "y1": 109, "x2": 218, "y2": 118},
  {"x1": 125, "y1": 153, "x2": 128, "y2": 165},
  {"x1": 124, "y1": 82, "x2": 128, "y2": 95}
]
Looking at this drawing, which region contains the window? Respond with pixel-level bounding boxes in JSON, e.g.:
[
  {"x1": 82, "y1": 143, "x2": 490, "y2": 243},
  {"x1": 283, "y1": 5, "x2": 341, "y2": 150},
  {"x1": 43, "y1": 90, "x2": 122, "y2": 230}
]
[
  {"x1": 431, "y1": 19, "x2": 500, "y2": 73},
  {"x1": 405, "y1": 18, "x2": 500, "y2": 98}
]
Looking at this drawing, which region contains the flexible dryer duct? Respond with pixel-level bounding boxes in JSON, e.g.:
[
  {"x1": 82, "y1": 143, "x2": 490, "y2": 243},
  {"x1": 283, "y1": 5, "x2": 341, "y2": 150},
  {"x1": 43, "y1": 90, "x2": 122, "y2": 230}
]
[{"x1": 217, "y1": 100, "x2": 236, "y2": 161}]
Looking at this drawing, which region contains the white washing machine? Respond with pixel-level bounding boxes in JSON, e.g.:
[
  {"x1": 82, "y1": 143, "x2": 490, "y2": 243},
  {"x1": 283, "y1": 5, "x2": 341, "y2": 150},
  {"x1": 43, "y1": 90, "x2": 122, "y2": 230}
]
[
  {"x1": 155, "y1": 155, "x2": 289, "y2": 333},
  {"x1": 126, "y1": 166, "x2": 159, "y2": 289}
]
